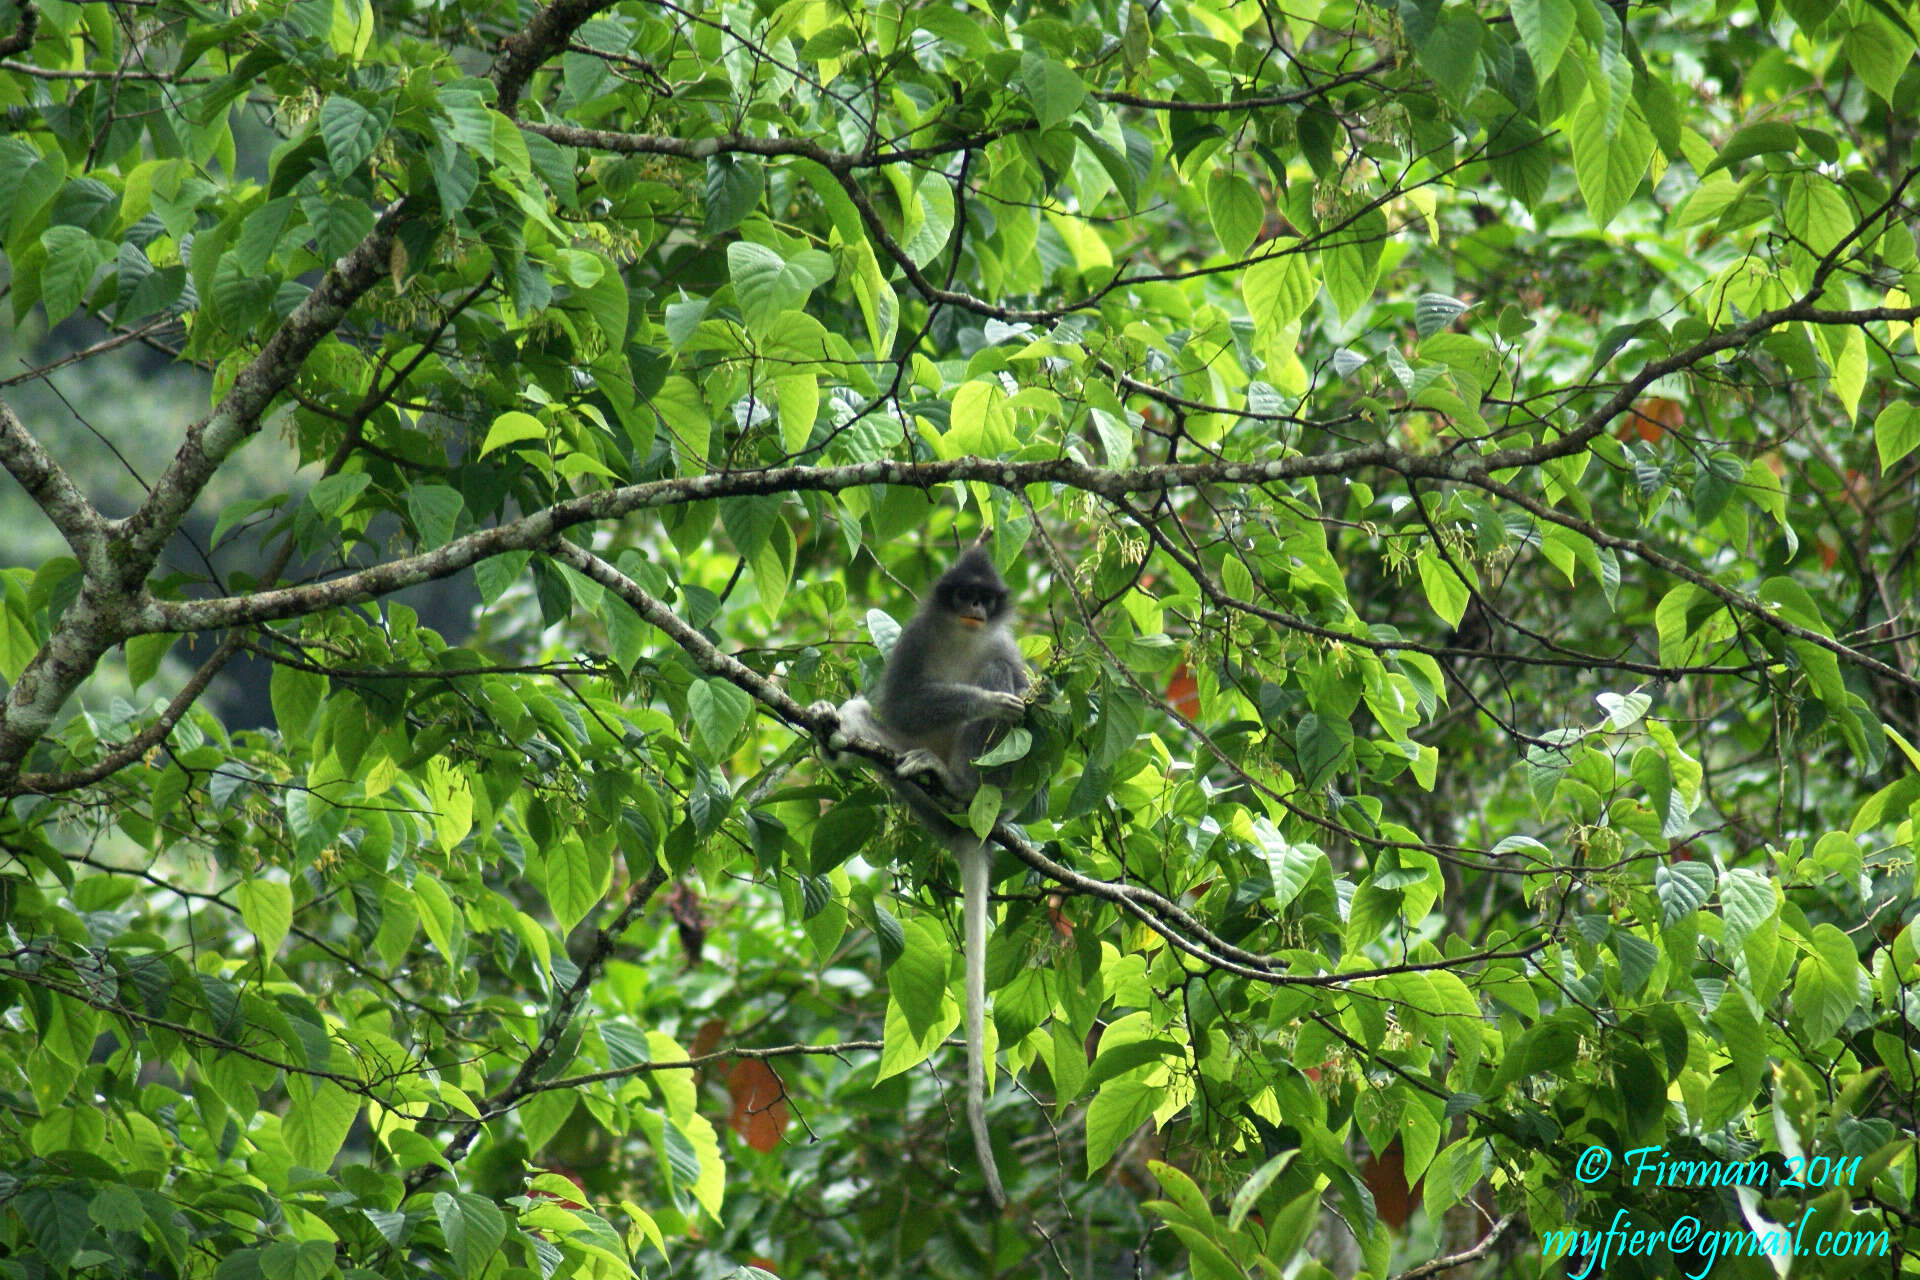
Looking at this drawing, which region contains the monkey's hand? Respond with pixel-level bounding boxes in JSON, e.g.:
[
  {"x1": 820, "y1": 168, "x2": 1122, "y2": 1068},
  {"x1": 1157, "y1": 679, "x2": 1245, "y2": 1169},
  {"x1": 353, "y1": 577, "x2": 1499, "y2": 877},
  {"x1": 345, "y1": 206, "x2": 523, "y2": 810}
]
[{"x1": 976, "y1": 689, "x2": 1027, "y2": 722}]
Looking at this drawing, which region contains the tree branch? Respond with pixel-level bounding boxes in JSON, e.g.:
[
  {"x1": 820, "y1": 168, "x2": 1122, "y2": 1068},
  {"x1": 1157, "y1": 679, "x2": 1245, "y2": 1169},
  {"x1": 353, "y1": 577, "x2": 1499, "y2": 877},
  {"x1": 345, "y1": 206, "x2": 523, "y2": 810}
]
[{"x1": 0, "y1": 396, "x2": 105, "y2": 560}]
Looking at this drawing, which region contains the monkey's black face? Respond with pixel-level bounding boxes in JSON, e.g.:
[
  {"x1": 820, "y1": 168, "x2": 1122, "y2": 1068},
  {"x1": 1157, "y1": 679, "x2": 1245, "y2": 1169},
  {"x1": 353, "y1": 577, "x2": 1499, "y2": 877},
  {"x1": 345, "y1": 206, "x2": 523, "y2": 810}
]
[
  {"x1": 941, "y1": 582, "x2": 1005, "y2": 627},
  {"x1": 932, "y1": 547, "x2": 1012, "y2": 628}
]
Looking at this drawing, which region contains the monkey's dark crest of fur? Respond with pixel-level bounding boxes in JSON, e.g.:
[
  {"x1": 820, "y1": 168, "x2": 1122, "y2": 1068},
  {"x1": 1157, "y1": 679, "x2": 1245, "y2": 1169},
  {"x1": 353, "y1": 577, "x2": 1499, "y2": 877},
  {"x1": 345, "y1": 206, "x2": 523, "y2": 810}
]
[{"x1": 812, "y1": 545, "x2": 1028, "y2": 1207}]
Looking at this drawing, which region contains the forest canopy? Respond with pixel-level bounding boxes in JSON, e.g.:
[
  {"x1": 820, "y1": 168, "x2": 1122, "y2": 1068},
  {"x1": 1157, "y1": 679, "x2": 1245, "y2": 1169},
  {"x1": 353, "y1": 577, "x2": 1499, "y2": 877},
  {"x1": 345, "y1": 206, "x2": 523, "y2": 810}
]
[{"x1": 2, "y1": 0, "x2": 1919, "y2": 1276}]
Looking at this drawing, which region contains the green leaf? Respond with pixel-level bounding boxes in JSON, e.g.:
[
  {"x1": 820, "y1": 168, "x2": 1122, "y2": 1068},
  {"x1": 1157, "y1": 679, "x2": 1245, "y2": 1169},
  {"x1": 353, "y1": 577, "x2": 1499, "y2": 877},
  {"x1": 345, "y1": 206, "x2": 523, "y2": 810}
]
[
  {"x1": 543, "y1": 836, "x2": 608, "y2": 934},
  {"x1": 270, "y1": 662, "x2": 326, "y2": 741},
  {"x1": 1701, "y1": 120, "x2": 1800, "y2": 175},
  {"x1": 319, "y1": 95, "x2": 386, "y2": 178},
  {"x1": 1414, "y1": 292, "x2": 1470, "y2": 337},
  {"x1": 426, "y1": 757, "x2": 474, "y2": 853},
  {"x1": 16, "y1": 1187, "x2": 93, "y2": 1266},
  {"x1": 124, "y1": 632, "x2": 176, "y2": 690},
  {"x1": 1873, "y1": 401, "x2": 1918, "y2": 470},
  {"x1": 236, "y1": 878, "x2": 292, "y2": 961},
  {"x1": 87, "y1": 1185, "x2": 146, "y2": 1233},
  {"x1": 283, "y1": 1078, "x2": 356, "y2": 1169},
  {"x1": 1570, "y1": 95, "x2": 1653, "y2": 228},
  {"x1": 1596, "y1": 691, "x2": 1650, "y2": 731},
  {"x1": 1784, "y1": 171, "x2": 1853, "y2": 257},
  {"x1": 901, "y1": 173, "x2": 954, "y2": 268},
  {"x1": 1790, "y1": 923, "x2": 1859, "y2": 1044},
  {"x1": 1293, "y1": 713, "x2": 1352, "y2": 789},
  {"x1": 1416, "y1": 549, "x2": 1470, "y2": 628},
  {"x1": 1073, "y1": 122, "x2": 1140, "y2": 212},
  {"x1": 475, "y1": 550, "x2": 531, "y2": 607},
  {"x1": 406, "y1": 484, "x2": 465, "y2": 549},
  {"x1": 1241, "y1": 248, "x2": 1316, "y2": 337},
  {"x1": 728, "y1": 241, "x2": 834, "y2": 333},
  {"x1": 1206, "y1": 169, "x2": 1263, "y2": 260},
  {"x1": 1080, "y1": 1037, "x2": 1177, "y2": 1098},
  {"x1": 1719, "y1": 866, "x2": 1776, "y2": 945},
  {"x1": 480, "y1": 410, "x2": 546, "y2": 456},
  {"x1": 1227, "y1": 1150, "x2": 1297, "y2": 1232},
  {"x1": 886, "y1": 916, "x2": 953, "y2": 1039},
  {"x1": 687, "y1": 678, "x2": 753, "y2": 754},
  {"x1": 1830, "y1": 324, "x2": 1866, "y2": 420},
  {"x1": 574, "y1": 261, "x2": 629, "y2": 347},
  {"x1": 877, "y1": 974, "x2": 956, "y2": 1081},
  {"x1": 1417, "y1": 9, "x2": 1486, "y2": 105},
  {"x1": 212, "y1": 495, "x2": 286, "y2": 548},
  {"x1": 308, "y1": 475, "x2": 371, "y2": 526},
  {"x1": 1324, "y1": 208, "x2": 1387, "y2": 319},
  {"x1": 120, "y1": 261, "x2": 185, "y2": 323},
  {"x1": 38, "y1": 226, "x2": 103, "y2": 323},
  {"x1": 259, "y1": 1240, "x2": 333, "y2": 1280},
  {"x1": 1843, "y1": 16, "x2": 1914, "y2": 104},
  {"x1": 414, "y1": 872, "x2": 457, "y2": 962},
  {"x1": 1019, "y1": 54, "x2": 1086, "y2": 130},
  {"x1": 1086, "y1": 1079, "x2": 1158, "y2": 1173},
  {"x1": 702, "y1": 154, "x2": 763, "y2": 235},
  {"x1": 844, "y1": 235, "x2": 899, "y2": 356},
  {"x1": 1488, "y1": 116, "x2": 1552, "y2": 208},
  {"x1": 775, "y1": 373, "x2": 818, "y2": 451},
  {"x1": 1655, "y1": 860, "x2": 1713, "y2": 925},
  {"x1": 1513, "y1": 0, "x2": 1579, "y2": 82},
  {"x1": 210, "y1": 254, "x2": 277, "y2": 334},
  {"x1": 430, "y1": 141, "x2": 479, "y2": 217},
  {"x1": 434, "y1": 1192, "x2": 506, "y2": 1279},
  {"x1": 234, "y1": 198, "x2": 293, "y2": 274},
  {"x1": 948, "y1": 379, "x2": 1017, "y2": 454},
  {"x1": 1654, "y1": 586, "x2": 1696, "y2": 665}
]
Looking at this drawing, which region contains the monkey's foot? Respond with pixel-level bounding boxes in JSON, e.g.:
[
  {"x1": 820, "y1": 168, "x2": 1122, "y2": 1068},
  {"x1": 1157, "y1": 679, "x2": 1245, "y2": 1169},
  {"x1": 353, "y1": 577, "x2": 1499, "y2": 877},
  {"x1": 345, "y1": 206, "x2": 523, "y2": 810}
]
[
  {"x1": 894, "y1": 749, "x2": 954, "y2": 787},
  {"x1": 812, "y1": 696, "x2": 878, "y2": 755}
]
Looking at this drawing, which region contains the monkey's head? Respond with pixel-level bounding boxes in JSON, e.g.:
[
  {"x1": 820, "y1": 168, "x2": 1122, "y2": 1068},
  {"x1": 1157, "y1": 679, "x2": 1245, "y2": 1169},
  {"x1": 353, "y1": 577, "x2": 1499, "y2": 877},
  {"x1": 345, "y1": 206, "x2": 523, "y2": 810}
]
[{"x1": 933, "y1": 547, "x2": 1010, "y2": 629}]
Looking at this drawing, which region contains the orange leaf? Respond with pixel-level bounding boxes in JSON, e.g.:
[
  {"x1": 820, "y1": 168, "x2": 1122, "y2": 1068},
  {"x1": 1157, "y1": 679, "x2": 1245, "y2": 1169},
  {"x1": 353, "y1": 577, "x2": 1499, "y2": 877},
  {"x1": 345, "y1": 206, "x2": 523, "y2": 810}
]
[
  {"x1": 1046, "y1": 893, "x2": 1074, "y2": 943},
  {"x1": 726, "y1": 1059, "x2": 790, "y2": 1153},
  {"x1": 1616, "y1": 396, "x2": 1684, "y2": 443},
  {"x1": 1166, "y1": 663, "x2": 1200, "y2": 718},
  {"x1": 690, "y1": 1017, "x2": 728, "y2": 1060},
  {"x1": 1363, "y1": 1142, "x2": 1415, "y2": 1230}
]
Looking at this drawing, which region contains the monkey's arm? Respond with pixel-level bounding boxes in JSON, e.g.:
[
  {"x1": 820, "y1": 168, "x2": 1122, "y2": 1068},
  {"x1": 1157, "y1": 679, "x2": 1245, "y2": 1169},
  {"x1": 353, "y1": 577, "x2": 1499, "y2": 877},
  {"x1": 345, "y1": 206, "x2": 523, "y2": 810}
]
[
  {"x1": 811, "y1": 696, "x2": 975, "y2": 799},
  {"x1": 896, "y1": 681, "x2": 1026, "y2": 725}
]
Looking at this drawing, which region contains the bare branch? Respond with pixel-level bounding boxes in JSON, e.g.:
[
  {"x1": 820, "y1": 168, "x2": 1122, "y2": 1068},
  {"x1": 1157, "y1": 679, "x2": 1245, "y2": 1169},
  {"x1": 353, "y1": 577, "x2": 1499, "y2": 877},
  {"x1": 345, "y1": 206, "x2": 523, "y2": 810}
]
[{"x1": 0, "y1": 396, "x2": 105, "y2": 559}]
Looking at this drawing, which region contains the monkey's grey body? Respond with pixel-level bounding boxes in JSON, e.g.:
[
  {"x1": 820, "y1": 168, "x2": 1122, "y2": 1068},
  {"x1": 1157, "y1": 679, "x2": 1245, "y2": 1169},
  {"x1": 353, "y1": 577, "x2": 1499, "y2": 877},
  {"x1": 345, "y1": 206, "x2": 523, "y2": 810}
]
[{"x1": 819, "y1": 547, "x2": 1027, "y2": 1207}]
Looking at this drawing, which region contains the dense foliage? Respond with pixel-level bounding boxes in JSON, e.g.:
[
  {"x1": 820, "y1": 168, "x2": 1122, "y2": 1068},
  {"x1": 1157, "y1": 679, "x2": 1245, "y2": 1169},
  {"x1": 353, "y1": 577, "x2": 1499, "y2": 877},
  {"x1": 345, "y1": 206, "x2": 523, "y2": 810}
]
[{"x1": 3, "y1": 0, "x2": 1920, "y2": 1274}]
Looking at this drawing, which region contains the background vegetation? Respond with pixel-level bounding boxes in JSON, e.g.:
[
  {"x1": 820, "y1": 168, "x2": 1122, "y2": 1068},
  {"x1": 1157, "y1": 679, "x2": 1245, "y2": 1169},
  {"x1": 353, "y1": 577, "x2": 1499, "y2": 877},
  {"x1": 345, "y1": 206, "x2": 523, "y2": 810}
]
[{"x1": 2, "y1": 0, "x2": 1919, "y2": 1275}]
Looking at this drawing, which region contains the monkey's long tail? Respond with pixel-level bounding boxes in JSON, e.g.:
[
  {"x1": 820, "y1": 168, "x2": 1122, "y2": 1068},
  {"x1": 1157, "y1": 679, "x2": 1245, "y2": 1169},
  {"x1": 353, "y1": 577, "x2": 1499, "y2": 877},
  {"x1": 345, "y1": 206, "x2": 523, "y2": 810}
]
[{"x1": 960, "y1": 839, "x2": 1007, "y2": 1208}]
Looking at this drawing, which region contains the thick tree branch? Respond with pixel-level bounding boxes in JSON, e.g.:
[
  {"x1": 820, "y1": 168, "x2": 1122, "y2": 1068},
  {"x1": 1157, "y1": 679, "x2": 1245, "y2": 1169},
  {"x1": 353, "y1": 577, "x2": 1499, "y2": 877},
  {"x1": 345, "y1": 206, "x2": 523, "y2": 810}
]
[
  {"x1": 493, "y1": 0, "x2": 620, "y2": 115},
  {"x1": 0, "y1": 397, "x2": 105, "y2": 560},
  {"x1": 117, "y1": 201, "x2": 409, "y2": 578}
]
